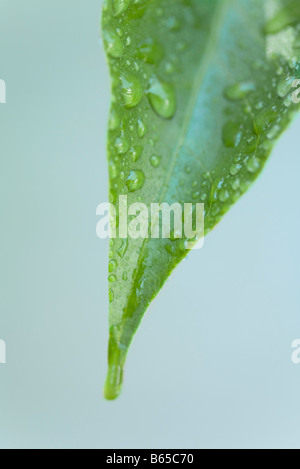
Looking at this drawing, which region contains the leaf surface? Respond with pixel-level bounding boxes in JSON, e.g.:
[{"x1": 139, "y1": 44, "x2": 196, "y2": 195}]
[{"x1": 102, "y1": 0, "x2": 300, "y2": 399}]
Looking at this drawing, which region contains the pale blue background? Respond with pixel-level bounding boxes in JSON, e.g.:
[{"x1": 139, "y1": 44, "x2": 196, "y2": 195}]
[{"x1": 0, "y1": 0, "x2": 300, "y2": 449}]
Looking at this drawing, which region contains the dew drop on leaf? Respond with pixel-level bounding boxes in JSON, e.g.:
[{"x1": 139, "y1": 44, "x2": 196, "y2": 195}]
[
  {"x1": 129, "y1": 145, "x2": 143, "y2": 162},
  {"x1": 246, "y1": 156, "x2": 260, "y2": 173},
  {"x1": 103, "y1": 28, "x2": 124, "y2": 58},
  {"x1": 150, "y1": 155, "x2": 161, "y2": 167},
  {"x1": 136, "y1": 38, "x2": 164, "y2": 64},
  {"x1": 120, "y1": 72, "x2": 144, "y2": 108},
  {"x1": 117, "y1": 239, "x2": 128, "y2": 258},
  {"x1": 109, "y1": 289, "x2": 115, "y2": 303},
  {"x1": 231, "y1": 178, "x2": 240, "y2": 191},
  {"x1": 230, "y1": 163, "x2": 242, "y2": 175},
  {"x1": 277, "y1": 77, "x2": 294, "y2": 98},
  {"x1": 254, "y1": 107, "x2": 277, "y2": 134},
  {"x1": 137, "y1": 118, "x2": 147, "y2": 138},
  {"x1": 219, "y1": 189, "x2": 230, "y2": 202},
  {"x1": 113, "y1": 0, "x2": 133, "y2": 17},
  {"x1": 109, "y1": 259, "x2": 118, "y2": 273},
  {"x1": 222, "y1": 121, "x2": 242, "y2": 147},
  {"x1": 126, "y1": 170, "x2": 145, "y2": 192},
  {"x1": 115, "y1": 134, "x2": 130, "y2": 154},
  {"x1": 147, "y1": 76, "x2": 176, "y2": 119}
]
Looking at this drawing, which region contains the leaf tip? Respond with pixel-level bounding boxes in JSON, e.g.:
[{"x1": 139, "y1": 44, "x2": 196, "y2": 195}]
[{"x1": 104, "y1": 363, "x2": 124, "y2": 400}]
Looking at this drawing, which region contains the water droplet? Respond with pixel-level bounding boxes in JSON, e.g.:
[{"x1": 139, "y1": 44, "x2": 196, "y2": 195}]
[
  {"x1": 147, "y1": 76, "x2": 176, "y2": 119},
  {"x1": 122, "y1": 271, "x2": 128, "y2": 281},
  {"x1": 240, "y1": 180, "x2": 251, "y2": 192},
  {"x1": 230, "y1": 163, "x2": 242, "y2": 176},
  {"x1": 129, "y1": 145, "x2": 143, "y2": 162},
  {"x1": 277, "y1": 77, "x2": 294, "y2": 98},
  {"x1": 109, "y1": 259, "x2": 118, "y2": 273},
  {"x1": 126, "y1": 170, "x2": 145, "y2": 192},
  {"x1": 246, "y1": 156, "x2": 260, "y2": 173},
  {"x1": 126, "y1": 36, "x2": 131, "y2": 46},
  {"x1": 150, "y1": 155, "x2": 161, "y2": 167},
  {"x1": 283, "y1": 93, "x2": 293, "y2": 107},
  {"x1": 224, "y1": 82, "x2": 255, "y2": 101},
  {"x1": 109, "y1": 288, "x2": 114, "y2": 303},
  {"x1": 201, "y1": 193, "x2": 207, "y2": 201},
  {"x1": 254, "y1": 107, "x2": 277, "y2": 134},
  {"x1": 117, "y1": 239, "x2": 128, "y2": 258},
  {"x1": 108, "y1": 275, "x2": 117, "y2": 283},
  {"x1": 219, "y1": 189, "x2": 230, "y2": 202},
  {"x1": 246, "y1": 134, "x2": 259, "y2": 152},
  {"x1": 103, "y1": 28, "x2": 124, "y2": 58},
  {"x1": 192, "y1": 191, "x2": 200, "y2": 200},
  {"x1": 120, "y1": 72, "x2": 143, "y2": 108},
  {"x1": 137, "y1": 38, "x2": 164, "y2": 64},
  {"x1": 164, "y1": 61, "x2": 176, "y2": 75},
  {"x1": 222, "y1": 121, "x2": 242, "y2": 147},
  {"x1": 166, "y1": 16, "x2": 181, "y2": 31},
  {"x1": 231, "y1": 178, "x2": 240, "y2": 191},
  {"x1": 115, "y1": 134, "x2": 129, "y2": 154},
  {"x1": 137, "y1": 118, "x2": 147, "y2": 138},
  {"x1": 267, "y1": 124, "x2": 280, "y2": 140},
  {"x1": 211, "y1": 205, "x2": 220, "y2": 216},
  {"x1": 113, "y1": 0, "x2": 133, "y2": 17}
]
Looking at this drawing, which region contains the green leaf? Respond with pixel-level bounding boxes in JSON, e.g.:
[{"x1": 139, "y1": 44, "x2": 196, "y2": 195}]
[{"x1": 102, "y1": 0, "x2": 300, "y2": 399}]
